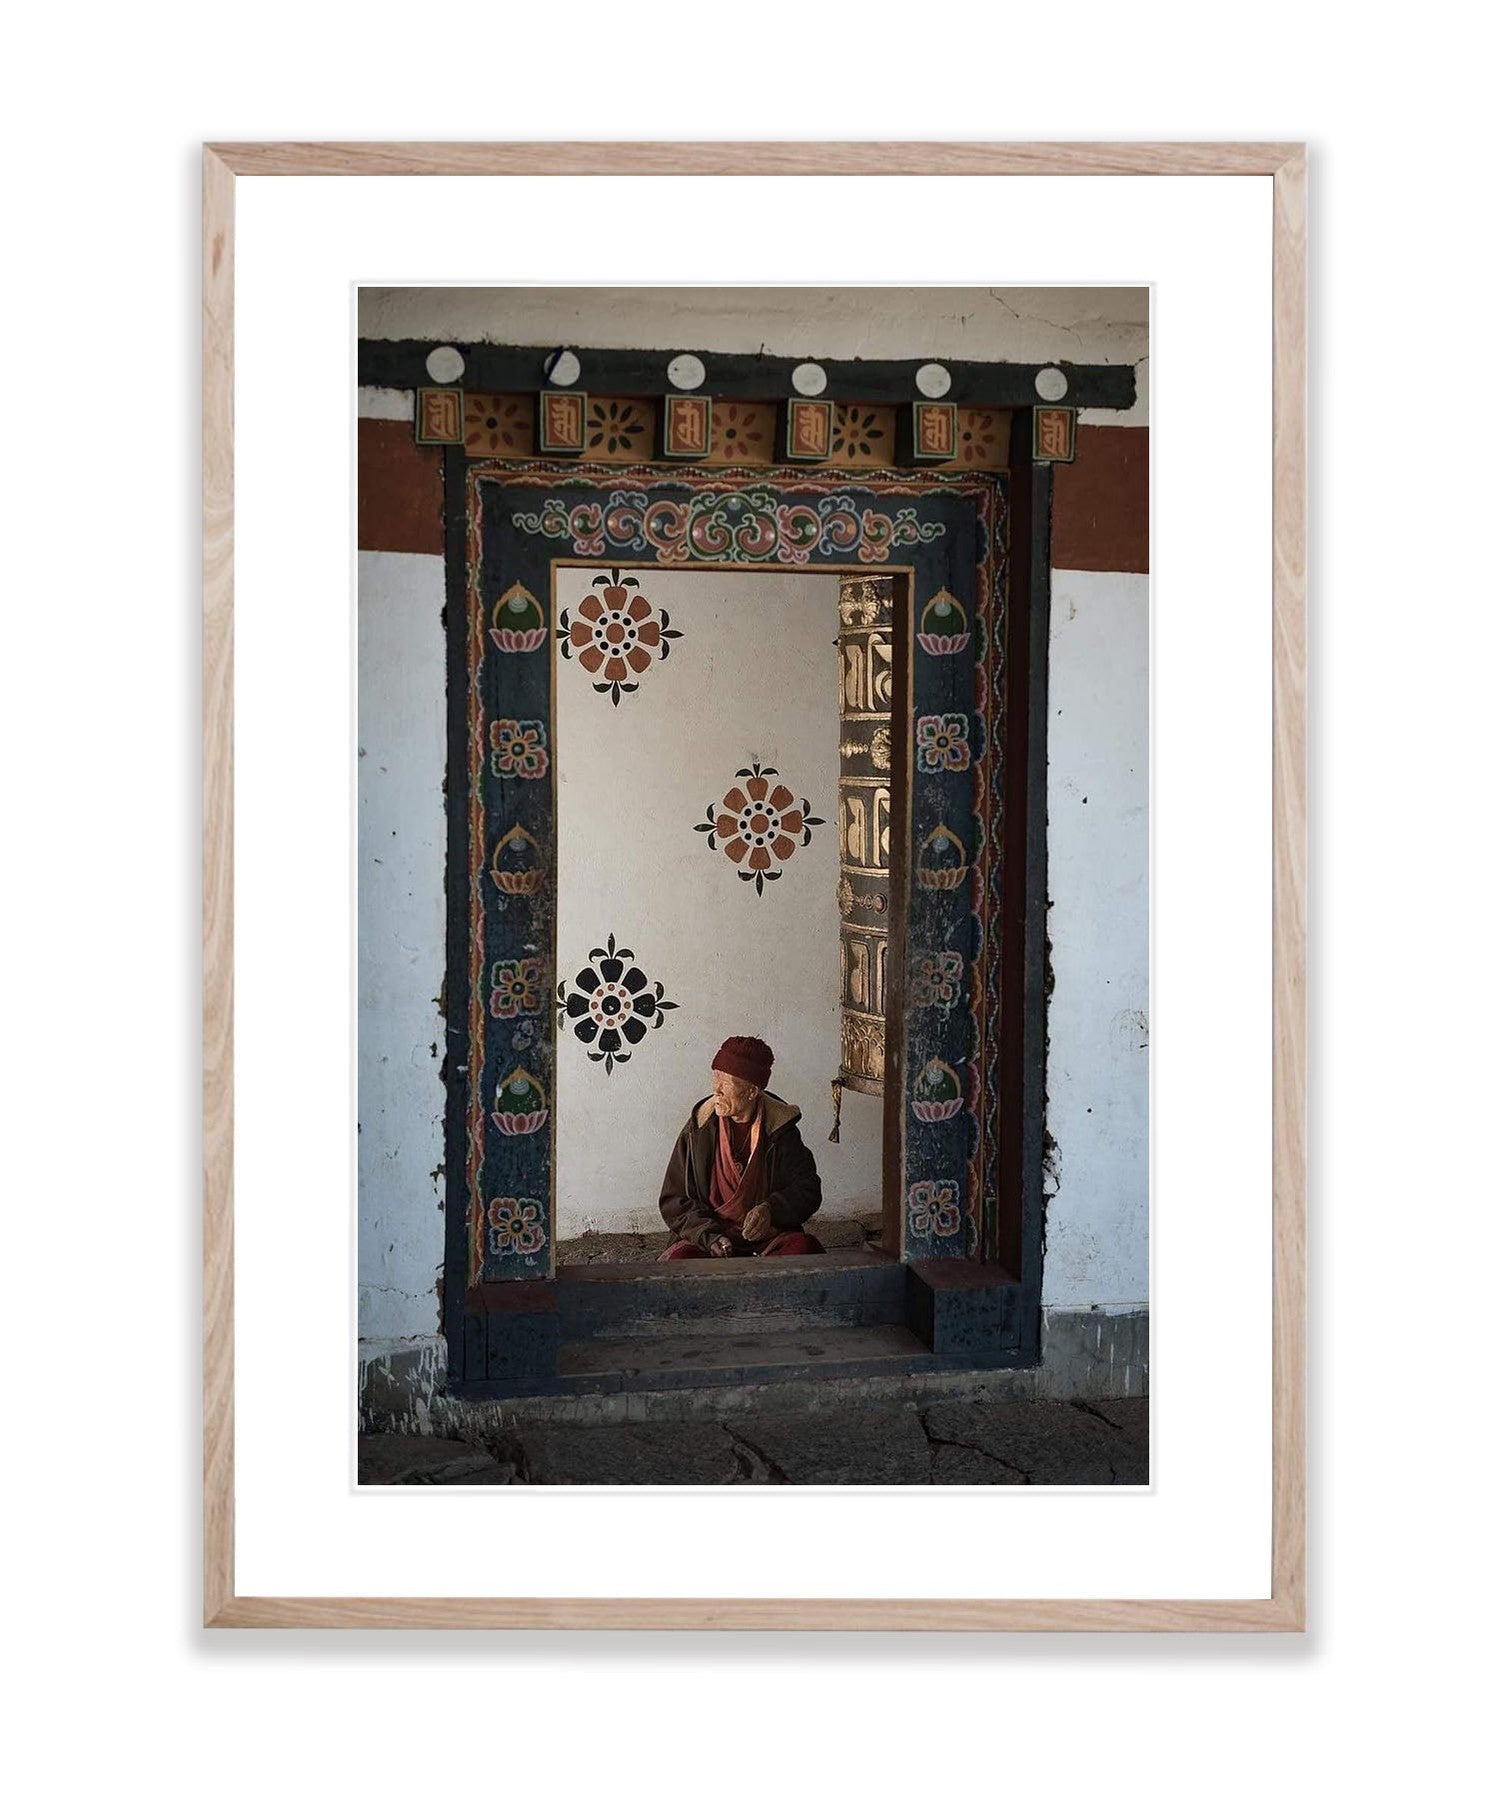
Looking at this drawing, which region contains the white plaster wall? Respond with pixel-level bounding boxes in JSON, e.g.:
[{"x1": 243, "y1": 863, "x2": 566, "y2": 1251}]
[
  {"x1": 1042, "y1": 569, "x2": 1150, "y2": 1307},
  {"x1": 357, "y1": 549, "x2": 447, "y2": 1338},
  {"x1": 358, "y1": 286, "x2": 1149, "y2": 425},
  {"x1": 555, "y1": 567, "x2": 882, "y2": 1238},
  {"x1": 356, "y1": 384, "x2": 413, "y2": 421}
]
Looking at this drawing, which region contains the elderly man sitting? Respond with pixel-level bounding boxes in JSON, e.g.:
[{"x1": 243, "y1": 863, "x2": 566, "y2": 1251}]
[{"x1": 658, "y1": 1036, "x2": 825, "y2": 1259}]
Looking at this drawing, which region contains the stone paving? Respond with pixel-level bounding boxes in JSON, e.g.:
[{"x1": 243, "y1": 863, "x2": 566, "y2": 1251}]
[{"x1": 359, "y1": 1397, "x2": 1147, "y2": 1485}]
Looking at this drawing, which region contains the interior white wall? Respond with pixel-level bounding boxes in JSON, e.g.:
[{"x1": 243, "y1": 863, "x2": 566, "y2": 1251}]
[
  {"x1": 1042, "y1": 569, "x2": 1150, "y2": 1307},
  {"x1": 554, "y1": 566, "x2": 881, "y2": 1239},
  {"x1": 357, "y1": 550, "x2": 447, "y2": 1339}
]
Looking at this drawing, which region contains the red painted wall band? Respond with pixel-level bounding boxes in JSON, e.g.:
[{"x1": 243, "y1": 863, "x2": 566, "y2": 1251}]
[
  {"x1": 1051, "y1": 425, "x2": 1149, "y2": 574},
  {"x1": 359, "y1": 418, "x2": 444, "y2": 556},
  {"x1": 358, "y1": 415, "x2": 1148, "y2": 575}
]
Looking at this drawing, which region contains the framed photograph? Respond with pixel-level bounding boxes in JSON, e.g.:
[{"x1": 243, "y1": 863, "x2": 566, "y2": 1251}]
[{"x1": 205, "y1": 142, "x2": 1305, "y2": 1628}]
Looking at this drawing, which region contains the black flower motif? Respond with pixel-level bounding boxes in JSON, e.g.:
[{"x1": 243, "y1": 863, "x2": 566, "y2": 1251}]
[
  {"x1": 832, "y1": 405, "x2": 886, "y2": 460},
  {"x1": 556, "y1": 932, "x2": 678, "y2": 1074},
  {"x1": 586, "y1": 399, "x2": 649, "y2": 456}
]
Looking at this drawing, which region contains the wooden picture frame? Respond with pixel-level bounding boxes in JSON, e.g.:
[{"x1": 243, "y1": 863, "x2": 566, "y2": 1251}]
[{"x1": 204, "y1": 140, "x2": 1306, "y2": 1630}]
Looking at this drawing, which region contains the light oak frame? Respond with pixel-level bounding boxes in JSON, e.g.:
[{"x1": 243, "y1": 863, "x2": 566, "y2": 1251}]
[{"x1": 203, "y1": 140, "x2": 1306, "y2": 1630}]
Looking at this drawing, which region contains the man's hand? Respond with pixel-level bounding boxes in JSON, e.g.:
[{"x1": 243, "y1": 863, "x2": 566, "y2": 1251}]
[
  {"x1": 741, "y1": 1203, "x2": 774, "y2": 1243},
  {"x1": 708, "y1": 1233, "x2": 737, "y2": 1258}
]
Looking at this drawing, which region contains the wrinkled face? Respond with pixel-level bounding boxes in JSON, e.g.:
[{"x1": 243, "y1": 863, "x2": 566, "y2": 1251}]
[{"x1": 711, "y1": 1069, "x2": 760, "y2": 1121}]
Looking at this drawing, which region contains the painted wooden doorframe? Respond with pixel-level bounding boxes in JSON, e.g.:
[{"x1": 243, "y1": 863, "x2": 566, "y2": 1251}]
[{"x1": 440, "y1": 453, "x2": 1050, "y2": 1388}]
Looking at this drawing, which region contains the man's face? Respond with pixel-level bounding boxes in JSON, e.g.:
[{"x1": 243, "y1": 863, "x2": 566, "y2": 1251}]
[{"x1": 711, "y1": 1069, "x2": 759, "y2": 1121}]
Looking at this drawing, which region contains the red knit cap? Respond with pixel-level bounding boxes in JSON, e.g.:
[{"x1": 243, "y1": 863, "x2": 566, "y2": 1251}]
[{"x1": 711, "y1": 1035, "x2": 774, "y2": 1089}]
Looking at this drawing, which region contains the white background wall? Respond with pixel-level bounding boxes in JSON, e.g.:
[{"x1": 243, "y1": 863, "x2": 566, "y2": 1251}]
[
  {"x1": 1044, "y1": 569, "x2": 1151, "y2": 1306},
  {"x1": 554, "y1": 566, "x2": 881, "y2": 1239},
  {"x1": 356, "y1": 550, "x2": 447, "y2": 1337}
]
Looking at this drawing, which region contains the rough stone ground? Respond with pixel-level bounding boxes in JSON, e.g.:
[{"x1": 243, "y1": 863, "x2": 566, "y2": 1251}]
[
  {"x1": 358, "y1": 1398, "x2": 1147, "y2": 1485},
  {"x1": 555, "y1": 1213, "x2": 883, "y2": 1265}
]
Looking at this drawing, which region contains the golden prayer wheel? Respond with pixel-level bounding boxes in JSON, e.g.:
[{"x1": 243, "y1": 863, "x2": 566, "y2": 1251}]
[{"x1": 830, "y1": 575, "x2": 893, "y2": 1137}]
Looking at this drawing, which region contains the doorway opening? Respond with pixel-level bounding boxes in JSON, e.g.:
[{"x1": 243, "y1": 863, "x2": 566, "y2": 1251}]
[{"x1": 549, "y1": 564, "x2": 908, "y2": 1269}]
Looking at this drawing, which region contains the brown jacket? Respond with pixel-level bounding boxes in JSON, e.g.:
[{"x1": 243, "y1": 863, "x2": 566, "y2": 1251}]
[{"x1": 658, "y1": 1092, "x2": 823, "y2": 1248}]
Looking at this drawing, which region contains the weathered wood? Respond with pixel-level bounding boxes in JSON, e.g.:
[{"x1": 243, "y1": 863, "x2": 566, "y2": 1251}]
[
  {"x1": 441, "y1": 445, "x2": 472, "y2": 1376},
  {"x1": 906, "y1": 1260, "x2": 1022, "y2": 1355},
  {"x1": 995, "y1": 419, "x2": 1031, "y2": 1272},
  {"x1": 463, "y1": 1313, "x2": 486, "y2": 1388},
  {"x1": 1018, "y1": 460, "x2": 1054, "y2": 1366},
  {"x1": 358, "y1": 338, "x2": 1136, "y2": 412},
  {"x1": 485, "y1": 1309, "x2": 560, "y2": 1386}
]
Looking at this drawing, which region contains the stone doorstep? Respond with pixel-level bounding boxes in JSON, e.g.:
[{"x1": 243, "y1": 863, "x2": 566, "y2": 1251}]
[
  {"x1": 556, "y1": 1248, "x2": 909, "y2": 1340},
  {"x1": 559, "y1": 1322, "x2": 929, "y2": 1381},
  {"x1": 407, "y1": 1355, "x2": 1044, "y2": 1429},
  {"x1": 358, "y1": 1307, "x2": 1148, "y2": 1430},
  {"x1": 449, "y1": 1352, "x2": 1022, "y2": 1410},
  {"x1": 467, "y1": 1258, "x2": 1024, "y2": 1395}
]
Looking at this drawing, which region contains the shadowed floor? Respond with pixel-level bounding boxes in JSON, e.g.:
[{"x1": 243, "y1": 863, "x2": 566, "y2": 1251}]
[
  {"x1": 359, "y1": 1397, "x2": 1147, "y2": 1486},
  {"x1": 555, "y1": 1212, "x2": 884, "y2": 1266}
]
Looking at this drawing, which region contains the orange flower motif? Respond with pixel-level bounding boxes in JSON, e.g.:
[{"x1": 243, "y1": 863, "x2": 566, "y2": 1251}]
[
  {"x1": 464, "y1": 394, "x2": 532, "y2": 457},
  {"x1": 710, "y1": 402, "x2": 771, "y2": 462},
  {"x1": 486, "y1": 1195, "x2": 546, "y2": 1258},
  {"x1": 954, "y1": 408, "x2": 999, "y2": 466},
  {"x1": 557, "y1": 569, "x2": 681, "y2": 706},
  {"x1": 489, "y1": 718, "x2": 548, "y2": 779},
  {"x1": 695, "y1": 762, "x2": 825, "y2": 895}
]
